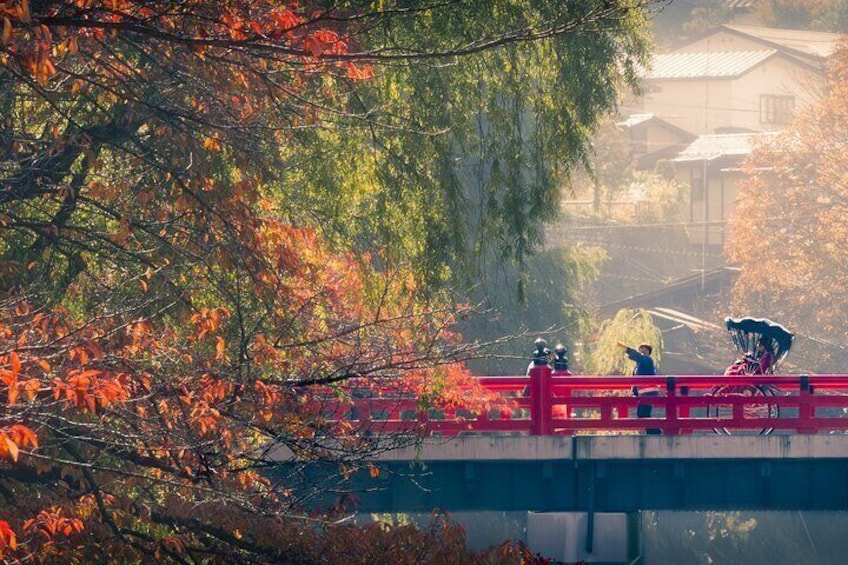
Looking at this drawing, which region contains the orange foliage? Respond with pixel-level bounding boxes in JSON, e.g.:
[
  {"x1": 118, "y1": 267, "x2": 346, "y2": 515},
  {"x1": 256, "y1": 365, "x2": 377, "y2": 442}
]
[
  {"x1": 22, "y1": 507, "x2": 84, "y2": 541},
  {"x1": 0, "y1": 236, "x2": 480, "y2": 561},
  {"x1": 0, "y1": 0, "x2": 373, "y2": 87},
  {"x1": 0, "y1": 425, "x2": 38, "y2": 462},
  {"x1": 0, "y1": 2, "x2": 487, "y2": 562},
  {"x1": 0, "y1": 0, "x2": 642, "y2": 557},
  {"x1": 728, "y1": 42, "x2": 848, "y2": 358},
  {"x1": 0, "y1": 521, "x2": 16, "y2": 554}
]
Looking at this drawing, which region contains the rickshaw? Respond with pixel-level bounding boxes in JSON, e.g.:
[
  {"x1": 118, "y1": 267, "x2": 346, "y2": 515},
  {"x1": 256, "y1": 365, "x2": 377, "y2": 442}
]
[{"x1": 707, "y1": 316, "x2": 794, "y2": 435}]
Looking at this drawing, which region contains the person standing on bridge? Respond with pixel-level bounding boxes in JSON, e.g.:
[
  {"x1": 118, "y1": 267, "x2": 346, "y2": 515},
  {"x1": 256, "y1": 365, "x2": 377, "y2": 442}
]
[
  {"x1": 617, "y1": 342, "x2": 660, "y2": 434},
  {"x1": 617, "y1": 342, "x2": 656, "y2": 376}
]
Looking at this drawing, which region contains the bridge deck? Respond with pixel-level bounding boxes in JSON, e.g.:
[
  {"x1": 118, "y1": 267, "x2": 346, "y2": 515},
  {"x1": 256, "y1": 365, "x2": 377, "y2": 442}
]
[{"x1": 373, "y1": 434, "x2": 848, "y2": 461}]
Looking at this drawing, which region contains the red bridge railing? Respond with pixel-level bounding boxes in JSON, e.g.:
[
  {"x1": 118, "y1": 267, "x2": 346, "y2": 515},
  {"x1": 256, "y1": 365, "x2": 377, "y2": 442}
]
[{"x1": 321, "y1": 366, "x2": 848, "y2": 436}]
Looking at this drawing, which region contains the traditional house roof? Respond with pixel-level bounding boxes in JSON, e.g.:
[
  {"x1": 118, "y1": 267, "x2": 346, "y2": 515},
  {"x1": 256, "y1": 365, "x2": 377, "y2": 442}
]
[
  {"x1": 617, "y1": 113, "x2": 654, "y2": 128},
  {"x1": 645, "y1": 49, "x2": 778, "y2": 79},
  {"x1": 672, "y1": 132, "x2": 778, "y2": 162},
  {"x1": 721, "y1": 24, "x2": 845, "y2": 60},
  {"x1": 616, "y1": 113, "x2": 693, "y2": 135},
  {"x1": 616, "y1": 113, "x2": 696, "y2": 169},
  {"x1": 672, "y1": 24, "x2": 847, "y2": 68}
]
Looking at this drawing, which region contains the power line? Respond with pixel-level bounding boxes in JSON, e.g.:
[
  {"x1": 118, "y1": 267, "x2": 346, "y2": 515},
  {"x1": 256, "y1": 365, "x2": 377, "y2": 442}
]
[
  {"x1": 548, "y1": 219, "x2": 728, "y2": 229},
  {"x1": 549, "y1": 212, "x2": 819, "y2": 231}
]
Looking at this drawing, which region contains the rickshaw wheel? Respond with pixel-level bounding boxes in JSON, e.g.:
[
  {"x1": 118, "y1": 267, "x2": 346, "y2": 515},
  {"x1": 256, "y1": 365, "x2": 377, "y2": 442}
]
[{"x1": 706, "y1": 384, "x2": 779, "y2": 435}]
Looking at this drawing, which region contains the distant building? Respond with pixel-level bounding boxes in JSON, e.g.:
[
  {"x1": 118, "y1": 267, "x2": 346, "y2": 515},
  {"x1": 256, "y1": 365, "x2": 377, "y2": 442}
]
[
  {"x1": 615, "y1": 114, "x2": 695, "y2": 171},
  {"x1": 622, "y1": 25, "x2": 845, "y2": 137},
  {"x1": 677, "y1": 24, "x2": 844, "y2": 69},
  {"x1": 617, "y1": 24, "x2": 845, "y2": 245},
  {"x1": 672, "y1": 131, "x2": 777, "y2": 247},
  {"x1": 642, "y1": 48, "x2": 819, "y2": 135}
]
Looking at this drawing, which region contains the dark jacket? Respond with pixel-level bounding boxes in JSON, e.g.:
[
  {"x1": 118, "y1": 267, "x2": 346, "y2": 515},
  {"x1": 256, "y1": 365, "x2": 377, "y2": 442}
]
[{"x1": 625, "y1": 347, "x2": 656, "y2": 376}]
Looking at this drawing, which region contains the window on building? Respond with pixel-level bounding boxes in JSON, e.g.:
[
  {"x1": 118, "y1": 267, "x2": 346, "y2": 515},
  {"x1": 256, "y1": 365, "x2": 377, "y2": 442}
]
[{"x1": 760, "y1": 95, "x2": 795, "y2": 125}]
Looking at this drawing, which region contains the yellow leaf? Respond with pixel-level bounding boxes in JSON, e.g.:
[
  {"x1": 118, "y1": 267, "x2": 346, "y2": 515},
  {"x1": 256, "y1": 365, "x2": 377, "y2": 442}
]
[
  {"x1": 203, "y1": 137, "x2": 221, "y2": 152},
  {"x1": 24, "y1": 379, "x2": 39, "y2": 401}
]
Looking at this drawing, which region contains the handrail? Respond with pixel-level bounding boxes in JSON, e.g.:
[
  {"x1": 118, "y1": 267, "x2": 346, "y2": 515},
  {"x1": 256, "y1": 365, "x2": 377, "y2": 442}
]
[{"x1": 320, "y1": 366, "x2": 848, "y2": 436}]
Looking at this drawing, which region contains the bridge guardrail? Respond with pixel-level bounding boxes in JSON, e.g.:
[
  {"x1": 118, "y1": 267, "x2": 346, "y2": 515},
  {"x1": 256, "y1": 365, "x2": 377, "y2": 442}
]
[{"x1": 316, "y1": 366, "x2": 848, "y2": 436}]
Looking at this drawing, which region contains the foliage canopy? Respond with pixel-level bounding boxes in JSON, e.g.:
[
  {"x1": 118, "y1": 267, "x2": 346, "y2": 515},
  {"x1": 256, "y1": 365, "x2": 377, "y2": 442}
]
[
  {"x1": 0, "y1": 0, "x2": 661, "y2": 561},
  {"x1": 727, "y1": 42, "x2": 848, "y2": 370}
]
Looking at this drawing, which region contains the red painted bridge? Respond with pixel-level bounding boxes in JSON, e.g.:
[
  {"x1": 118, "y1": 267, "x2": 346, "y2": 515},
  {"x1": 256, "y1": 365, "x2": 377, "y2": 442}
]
[
  {"x1": 286, "y1": 366, "x2": 848, "y2": 515},
  {"x1": 327, "y1": 366, "x2": 848, "y2": 436}
]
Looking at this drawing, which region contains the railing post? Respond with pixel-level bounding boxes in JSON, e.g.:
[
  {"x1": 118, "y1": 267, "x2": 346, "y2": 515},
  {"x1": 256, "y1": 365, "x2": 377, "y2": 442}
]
[
  {"x1": 530, "y1": 364, "x2": 553, "y2": 435},
  {"x1": 356, "y1": 401, "x2": 372, "y2": 431},
  {"x1": 679, "y1": 385, "x2": 691, "y2": 435},
  {"x1": 665, "y1": 376, "x2": 678, "y2": 435},
  {"x1": 416, "y1": 408, "x2": 430, "y2": 434},
  {"x1": 476, "y1": 408, "x2": 490, "y2": 433},
  {"x1": 798, "y1": 375, "x2": 813, "y2": 434}
]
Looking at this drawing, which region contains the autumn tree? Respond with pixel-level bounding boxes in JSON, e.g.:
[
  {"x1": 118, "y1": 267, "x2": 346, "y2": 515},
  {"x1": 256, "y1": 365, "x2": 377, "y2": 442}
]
[
  {"x1": 726, "y1": 41, "x2": 848, "y2": 371},
  {"x1": 756, "y1": 0, "x2": 848, "y2": 33},
  {"x1": 0, "y1": 0, "x2": 663, "y2": 562},
  {"x1": 683, "y1": 0, "x2": 732, "y2": 35}
]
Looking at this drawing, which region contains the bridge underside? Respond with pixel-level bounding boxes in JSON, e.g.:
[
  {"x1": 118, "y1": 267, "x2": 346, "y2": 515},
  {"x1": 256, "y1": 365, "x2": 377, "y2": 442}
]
[
  {"x1": 351, "y1": 457, "x2": 848, "y2": 513},
  {"x1": 283, "y1": 435, "x2": 848, "y2": 513}
]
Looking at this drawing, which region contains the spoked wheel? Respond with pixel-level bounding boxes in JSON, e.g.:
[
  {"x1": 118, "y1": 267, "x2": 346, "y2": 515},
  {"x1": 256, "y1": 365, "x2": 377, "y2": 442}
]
[{"x1": 706, "y1": 384, "x2": 780, "y2": 435}]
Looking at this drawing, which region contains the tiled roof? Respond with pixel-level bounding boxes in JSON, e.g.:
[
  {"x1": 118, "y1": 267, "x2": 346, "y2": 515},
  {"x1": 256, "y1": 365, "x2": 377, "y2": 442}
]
[
  {"x1": 615, "y1": 113, "x2": 695, "y2": 139},
  {"x1": 673, "y1": 132, "x2": 778, "y2": 162},
  {"x1": 723, "y1": 25, "x2": 845, "y2": 59},
  {"x1": 724, "y1": 0, "x2": 757, "y2": 8},
  {"x1": 616, "y1": 113, "x2": 655, "y2": 128},
  {"x1": 645, "y1": 50, "x2": 776, "y2": 79}
]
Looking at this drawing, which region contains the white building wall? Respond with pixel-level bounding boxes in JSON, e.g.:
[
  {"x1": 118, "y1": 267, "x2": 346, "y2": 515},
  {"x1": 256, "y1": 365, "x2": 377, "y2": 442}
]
[
  {"x1": 641, "y1": 78, "x2": 733, "y2": 135},
  {"x1": 642, "y1": 57, "x2": 822, "y2": 135},
  {"x1": 730, "y1": 57, "x2": 823, "y2": 130}
]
